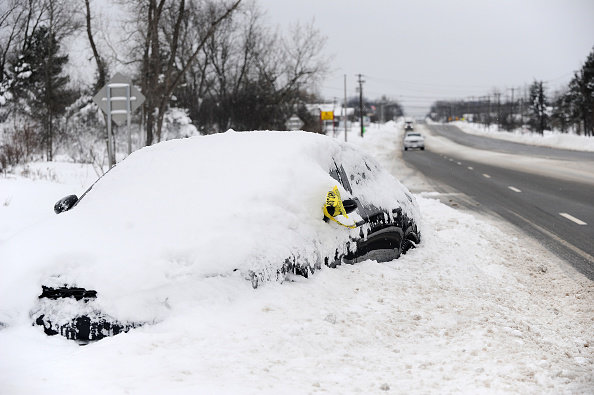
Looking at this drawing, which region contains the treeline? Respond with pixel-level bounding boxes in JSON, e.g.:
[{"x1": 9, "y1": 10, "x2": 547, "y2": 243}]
[
  {"x1": 0, "y1": 0, "x2": 328, "y2": 169},
  {"x1": 428, "y1": 47, "x2": 594, "y2": 136},
  {"x1": 346, "y1": 95, "x2": 404, "y2": 123}
]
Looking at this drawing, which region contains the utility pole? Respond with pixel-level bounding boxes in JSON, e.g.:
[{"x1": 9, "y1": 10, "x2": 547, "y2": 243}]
[
  {"x1": 357, "y1": 74, "x2": 365, "y2": 137},
  {"x1": 487, "y1": 95, "x2": 491, "y2": 128},
  {"x1": 495, "y1": 92, "x2": 501, "y2": 128},
  {"x1": 479, "y1": 96, "x2": 487, "y2": 126},
  {"x1": 519, "y1": 97, "x2": 524, "y2": 127},
  {"x1": 332, "y1": 97, "x2": 337, "y2": 137},
  {"x1": 344, "y1": 74, "x2": 348, "y2": 142},
  {"x1": 509, "y1": 87, "x2": 515, "y2": 129}
]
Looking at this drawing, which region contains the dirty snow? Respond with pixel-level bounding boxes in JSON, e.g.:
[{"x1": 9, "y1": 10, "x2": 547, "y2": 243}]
[{"x1": 0, "y1": 123, "x2": 592, "y2": 394}]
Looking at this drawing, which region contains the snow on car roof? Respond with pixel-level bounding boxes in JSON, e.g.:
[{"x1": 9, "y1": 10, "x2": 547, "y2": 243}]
[{"x1": 0, "y1": 130, "x2": 418, "y2": 325}]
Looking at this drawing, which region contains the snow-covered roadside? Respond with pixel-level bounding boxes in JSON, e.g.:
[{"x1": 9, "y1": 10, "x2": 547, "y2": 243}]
[
  {"x1": 0, "y1": 125, "x2": 592, "y2": 394},
  {"x1": 0, "y1": 162, "x2": 97, "y2": 242},
  {"x1": 447, "y1": 120, "x2": 594, "y2": 152}
]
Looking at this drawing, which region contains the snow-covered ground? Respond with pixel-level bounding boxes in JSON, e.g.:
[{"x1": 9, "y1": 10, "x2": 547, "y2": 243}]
[
  {"x1": 448, "y1": 120, "x2": 594, "y2": 152},
  {"x1": 0, "y1": 123, "x2": 592, "y2": 394}
]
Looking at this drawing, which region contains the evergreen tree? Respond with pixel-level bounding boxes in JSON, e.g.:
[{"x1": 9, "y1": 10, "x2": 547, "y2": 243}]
[
  {"x1": 10, "y1": 26, "x2": 75, "y2": 160},
  {"x1": 551, "y1": 47, "x2": 594, "y2": 136},
  {"x1": 550, "y1": 91, "x2": 571, "y2": 133},
  {"x1": 578, "y1": 48, "x2": 594, "y2": 136},
  {"x1": 528, "y1": 80, "x2": 548, "y2": 134}
]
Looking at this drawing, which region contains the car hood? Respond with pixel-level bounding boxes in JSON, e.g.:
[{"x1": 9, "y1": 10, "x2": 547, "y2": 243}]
[{"x1": 0, "y1": 131, "x2": 419, "y2": 325}]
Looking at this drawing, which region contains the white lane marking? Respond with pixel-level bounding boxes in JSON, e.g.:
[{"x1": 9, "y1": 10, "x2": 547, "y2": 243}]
[
  {"x1": 482, "y1": 173, "x2": 491, "y2": 178},
  {"x1": 467, "y1": 166, "x2": 473, "y2": 170},
  {"x1": 508, "y1": 186, "x2": 522, "y2": 193},
  {"x1": 456, "y1": 162, "x2": 462, "y2": 165},
  {"x1": 448, "y1": 158, "x2": 454, "y2": 162},
  {"x1": 507, "y1": 210, "x2": 594, "y2": 263},
  {"x1": 559, "y1": 213, "x2": 587, "y2": 225}
]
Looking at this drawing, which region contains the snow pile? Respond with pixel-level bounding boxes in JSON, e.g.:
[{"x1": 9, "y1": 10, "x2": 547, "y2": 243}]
[
  {"x1": 452, "y1": 121, "x2": 594, "y2": 152},
  {"x1": 0, "y1": 124, "x2": 592, "y2": 393},
  {"x1": 0, "y1": 130, "x2": 418, "y2": 327},
  {"x1": 161, "y1": 107, "x2": 199, "y2": 140}
]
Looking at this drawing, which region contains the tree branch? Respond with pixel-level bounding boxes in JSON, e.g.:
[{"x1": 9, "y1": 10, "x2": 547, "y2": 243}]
[{"x1": 163, "y1": 0, "x2": 241, "y2": 102}]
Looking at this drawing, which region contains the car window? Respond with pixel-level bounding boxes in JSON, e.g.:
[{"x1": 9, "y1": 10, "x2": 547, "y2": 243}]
[
  {"x1": 332, "y1": 155, "x2": 379, "y2": 196},
  {"x1": 348, "y1": 159, "x2": 375, "y2": 190}
]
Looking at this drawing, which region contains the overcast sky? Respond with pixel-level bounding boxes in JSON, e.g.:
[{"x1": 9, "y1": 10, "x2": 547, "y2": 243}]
[{"x1": 258, "y1": 0, "x2": 594, "y2": 116}]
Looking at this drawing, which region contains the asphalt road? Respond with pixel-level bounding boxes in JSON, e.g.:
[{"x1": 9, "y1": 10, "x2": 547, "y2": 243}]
[
  {"x1": 427, "y1": 124, "x2": 594, "y2": 162},
  {"x1": 404, "y1": 124, "x2": 594, "y2": 280}
]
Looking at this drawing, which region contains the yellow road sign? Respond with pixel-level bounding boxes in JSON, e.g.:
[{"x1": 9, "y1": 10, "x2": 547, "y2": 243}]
[{"x1": 320, "y1": 111, "x2": 334, "y2": 121}]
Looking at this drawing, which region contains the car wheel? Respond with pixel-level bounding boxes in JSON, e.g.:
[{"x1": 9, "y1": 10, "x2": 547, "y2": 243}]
[
  {"x1": 402, "y1": 225, "x2": 420, "y2": 254},
  {"x1": 421, "y1": 147, "x2": 425, "y2": 151},
  {"x1": 404, "y1": 147, "x2": 408, "y2": 151}
]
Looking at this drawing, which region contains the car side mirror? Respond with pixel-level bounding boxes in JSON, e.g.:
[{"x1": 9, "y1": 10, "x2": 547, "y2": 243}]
[
  {"x1": 54, "y1": 195, "x2": 78, "y2": 214},
  {"x1": 343, "y1": 199, "x2": 357, "y2": 214}
]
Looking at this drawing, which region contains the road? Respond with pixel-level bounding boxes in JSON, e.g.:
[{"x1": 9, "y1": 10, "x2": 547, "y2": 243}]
[
  {"x1": 424, "y1": 124, "x2": 594, "y2": 161},
  {"x1": 404, "y1": 123, "x2": 594, "y2": 280}
]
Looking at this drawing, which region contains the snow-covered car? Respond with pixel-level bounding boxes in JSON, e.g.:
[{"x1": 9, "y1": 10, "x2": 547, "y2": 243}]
[
  {"x1": 403, "y1": 131, "x2": 425, "y2": 150},
  {"x1": 0, "y1": 131, "x2": 421, "y2": 342}
]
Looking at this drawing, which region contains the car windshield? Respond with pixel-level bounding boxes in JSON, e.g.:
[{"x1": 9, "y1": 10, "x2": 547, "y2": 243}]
[{"x1": 406, "y1": 133, "x2": 421, "y2": 137}]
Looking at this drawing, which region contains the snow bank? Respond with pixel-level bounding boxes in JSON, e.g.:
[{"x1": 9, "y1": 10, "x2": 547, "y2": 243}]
[
  {"x1": 452, "y1": 121, "x2": 594, "y2": 152},
  {"x1": 0, "y1": 124, "x2": 592, "y2": 394},
  {"x1": 0, "y1": 187, "x2": 591, "y2": 394}
]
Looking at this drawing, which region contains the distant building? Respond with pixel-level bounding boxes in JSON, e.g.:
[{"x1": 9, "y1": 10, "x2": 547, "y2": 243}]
[{"x1": 306, "y1": 103, "x2": 356, "y2": 132}]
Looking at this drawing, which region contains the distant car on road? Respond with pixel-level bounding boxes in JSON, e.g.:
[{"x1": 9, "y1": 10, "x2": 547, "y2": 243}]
[
  {"x1": 0, "y1": 131, "x2": 421, "y2": 342},
  {"x1": 404, "y1": 120, "x2": 414, "y2": 131},
  {"x1": 403, "y1": 131, "x2": 425, "y2": 151}
]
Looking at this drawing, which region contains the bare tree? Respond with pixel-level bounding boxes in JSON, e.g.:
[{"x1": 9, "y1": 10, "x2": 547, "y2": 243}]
[
  {"x1": 84, "y1": 0, "x2": 107, "y2": 90},
  {"x1": 0, "y1": 0, "x2": 26, "y2": 84},
  {"x1": 178, "y1": 11, "x2": 328, "y2": 132},
  {"x1": 245, "y1": 20, "x2": 328, "y2": 129},
  {"x1": 200, "y1": 1, "x2": 262, "y2": 130},
  {"x1": 133, "y1": 0, "x2": 241, "y2": 145}
]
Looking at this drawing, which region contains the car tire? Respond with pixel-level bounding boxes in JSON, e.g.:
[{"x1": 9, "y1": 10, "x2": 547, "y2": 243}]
[
  {"x1": 421, "y1": 147, "x2": 425, "y2": 151},
  {"x1": 404, "y1": 147, "x2": 408, "y2": 151},
  {"x1": 402, "y1": 225, "x2": 420, "y2": 254}
]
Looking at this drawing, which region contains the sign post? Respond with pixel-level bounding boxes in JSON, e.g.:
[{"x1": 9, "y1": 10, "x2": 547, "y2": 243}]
[
  {"x1": 320, "y1": 111, "x2": 334, "y2": 134},
  {"x1": 93, "y1": 73, "x2": 145, "y2": 167}
]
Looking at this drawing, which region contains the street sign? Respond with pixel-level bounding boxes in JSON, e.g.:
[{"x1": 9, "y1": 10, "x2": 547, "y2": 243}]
[
  {"x1": 320, "y1": 111, "x2": 334, "y2": 121},
  {"x1": 285, "y1": 114, "x2": 304, "y2": 130},
  {"x1": 92, "y1": 72, "x2": 146, "y2": 167},
  {"x1": 93, "y1": 73, "x2": 145, "y2": 126}
]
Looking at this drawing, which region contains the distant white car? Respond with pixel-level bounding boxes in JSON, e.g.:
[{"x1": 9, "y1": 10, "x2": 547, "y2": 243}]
[{"x1": 403, "y1": 132, "x2": 425, "y2": 151}]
